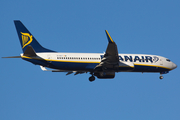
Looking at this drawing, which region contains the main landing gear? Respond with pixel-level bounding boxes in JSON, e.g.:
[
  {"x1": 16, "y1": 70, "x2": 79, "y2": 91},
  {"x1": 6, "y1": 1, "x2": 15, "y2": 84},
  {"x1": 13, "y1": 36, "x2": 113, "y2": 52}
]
[
  {"x1": 159, "y1": 73, "x2": 164, "y2": 80},
  {"x1": 89, "y1": 75, "x2": 95, "y2": 82}
]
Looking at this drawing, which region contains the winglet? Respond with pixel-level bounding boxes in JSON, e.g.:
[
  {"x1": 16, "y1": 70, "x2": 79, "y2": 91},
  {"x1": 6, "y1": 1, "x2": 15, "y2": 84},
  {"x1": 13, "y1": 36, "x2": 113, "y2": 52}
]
[{"x1": 105, "y1": 30, "x2": 114, "y2": 43}]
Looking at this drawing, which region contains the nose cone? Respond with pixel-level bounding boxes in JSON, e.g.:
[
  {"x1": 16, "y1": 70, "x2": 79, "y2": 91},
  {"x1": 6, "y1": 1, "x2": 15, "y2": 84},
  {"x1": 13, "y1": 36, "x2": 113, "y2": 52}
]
[{"x1": 172, "y1": 63, "x2": 177, "y2": 70}]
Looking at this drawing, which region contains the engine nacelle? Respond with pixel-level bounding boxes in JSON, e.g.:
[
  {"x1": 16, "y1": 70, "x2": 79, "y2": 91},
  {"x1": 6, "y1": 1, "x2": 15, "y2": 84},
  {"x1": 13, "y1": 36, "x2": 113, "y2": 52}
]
[{"x1": 95, "y1": 72, "x2": 115, "y2": 79}]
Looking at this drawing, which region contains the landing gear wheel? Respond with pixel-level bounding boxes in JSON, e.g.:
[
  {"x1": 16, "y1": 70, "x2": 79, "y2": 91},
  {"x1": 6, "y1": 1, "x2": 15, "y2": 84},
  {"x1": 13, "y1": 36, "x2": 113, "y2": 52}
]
[
  {"x1": 159, "y1": 76, "x2": 163, "y2": 79},
  {"x1": 89, "y1": 76, "x2": 95, "y2": 82}
]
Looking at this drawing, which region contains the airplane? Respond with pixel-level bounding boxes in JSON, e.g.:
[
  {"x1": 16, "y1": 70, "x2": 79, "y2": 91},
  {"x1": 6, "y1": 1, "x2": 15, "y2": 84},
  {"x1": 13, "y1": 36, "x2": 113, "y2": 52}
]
[{"x1": 3, "y1": 20, "x2": 177, "y2": 82}]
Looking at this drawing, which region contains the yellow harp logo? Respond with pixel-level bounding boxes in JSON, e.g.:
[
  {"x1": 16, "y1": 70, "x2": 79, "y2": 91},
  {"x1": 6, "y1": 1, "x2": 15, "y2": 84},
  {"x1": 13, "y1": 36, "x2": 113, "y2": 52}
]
[{"x1": 21, "y1": 32, "x2": 33, "y2": 48}]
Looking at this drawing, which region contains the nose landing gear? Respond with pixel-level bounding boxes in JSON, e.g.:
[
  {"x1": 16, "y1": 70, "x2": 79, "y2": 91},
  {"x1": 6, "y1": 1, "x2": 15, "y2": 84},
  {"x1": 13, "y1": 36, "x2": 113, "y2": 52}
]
[
  {"x1": 159, "y1": 71, "x2": 169, "y2": 79},
  {"x1": 159, "y1": 75, "x2": 163, "y2": 79},
  {"x1": 159, "y1": 73, "x2": 164, "y2": 80}
]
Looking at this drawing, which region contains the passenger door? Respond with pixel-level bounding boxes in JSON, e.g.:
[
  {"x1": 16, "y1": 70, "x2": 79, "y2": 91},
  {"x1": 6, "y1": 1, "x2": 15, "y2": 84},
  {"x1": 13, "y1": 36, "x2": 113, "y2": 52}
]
[{"x1": 160, "y1": 58, "x2": 163, "y2": 65}]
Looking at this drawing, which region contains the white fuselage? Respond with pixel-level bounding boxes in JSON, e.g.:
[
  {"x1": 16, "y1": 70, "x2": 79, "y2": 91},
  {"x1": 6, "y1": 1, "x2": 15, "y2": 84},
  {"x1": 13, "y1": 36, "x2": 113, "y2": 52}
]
[{"x1": 21, "y1": 52, "x2": 177, "y2": 72}]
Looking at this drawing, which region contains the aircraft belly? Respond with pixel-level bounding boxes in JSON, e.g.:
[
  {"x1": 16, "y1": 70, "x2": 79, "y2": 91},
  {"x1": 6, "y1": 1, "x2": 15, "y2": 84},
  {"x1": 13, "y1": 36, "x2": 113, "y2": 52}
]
[
  {"x1": 50, "y1": 61, "x2": 98, "y2": 71},
  {"x1": 133, "y1": 64, "x2": 169, "y2": 72},
  {"x1": 23, "y1": 58, "x2": 49, "y2": 66}
]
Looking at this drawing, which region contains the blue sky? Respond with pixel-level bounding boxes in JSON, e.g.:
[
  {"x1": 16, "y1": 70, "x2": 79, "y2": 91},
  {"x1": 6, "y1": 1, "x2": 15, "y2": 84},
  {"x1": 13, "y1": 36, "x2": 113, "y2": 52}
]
[{"x1": 1, "y1": 0, "x2": 180, "y2": 119}]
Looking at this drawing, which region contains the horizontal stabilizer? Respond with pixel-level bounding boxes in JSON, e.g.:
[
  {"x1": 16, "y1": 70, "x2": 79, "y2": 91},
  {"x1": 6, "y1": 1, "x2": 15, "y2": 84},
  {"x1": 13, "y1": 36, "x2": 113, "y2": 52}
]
[
  {"x1": 40, "y1": 66, "x2": 73, "y2": 72},
  {"x1": 2, "y1": 56, "x2": 22, "y2": 58}
]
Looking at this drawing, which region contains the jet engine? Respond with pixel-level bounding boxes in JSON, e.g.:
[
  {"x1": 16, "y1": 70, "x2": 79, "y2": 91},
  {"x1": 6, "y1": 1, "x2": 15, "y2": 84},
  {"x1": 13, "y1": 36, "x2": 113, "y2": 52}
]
[{"x1": 95, "y1": 72, "x2": 115, "y2": 79}]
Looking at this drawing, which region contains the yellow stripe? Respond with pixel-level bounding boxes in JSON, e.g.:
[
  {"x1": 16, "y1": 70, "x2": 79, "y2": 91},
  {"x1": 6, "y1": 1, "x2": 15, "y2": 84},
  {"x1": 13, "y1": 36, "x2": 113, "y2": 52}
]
[{"x1": 119, "y1": 66, "x2": 134, "y2": 68}]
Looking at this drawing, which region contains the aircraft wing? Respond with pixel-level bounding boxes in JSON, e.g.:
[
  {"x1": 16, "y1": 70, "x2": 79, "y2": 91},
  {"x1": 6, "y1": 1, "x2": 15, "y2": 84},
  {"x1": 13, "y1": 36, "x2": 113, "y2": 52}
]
[{"x1": 94, "y1": 30, "x2": 119, "y2": 71}]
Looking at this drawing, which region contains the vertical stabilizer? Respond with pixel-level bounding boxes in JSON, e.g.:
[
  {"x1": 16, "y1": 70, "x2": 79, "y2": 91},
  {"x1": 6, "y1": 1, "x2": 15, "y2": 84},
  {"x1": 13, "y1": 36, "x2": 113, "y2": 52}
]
[{"x1": 14, "y1": 20, "x2": 55, "y2": 53}]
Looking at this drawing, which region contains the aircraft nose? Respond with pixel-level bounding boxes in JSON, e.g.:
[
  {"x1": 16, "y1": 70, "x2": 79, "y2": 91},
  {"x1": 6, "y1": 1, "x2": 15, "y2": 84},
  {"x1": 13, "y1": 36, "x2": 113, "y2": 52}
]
[{"x1": 172, "y1": 62, "x2": 177, "y2": 70}]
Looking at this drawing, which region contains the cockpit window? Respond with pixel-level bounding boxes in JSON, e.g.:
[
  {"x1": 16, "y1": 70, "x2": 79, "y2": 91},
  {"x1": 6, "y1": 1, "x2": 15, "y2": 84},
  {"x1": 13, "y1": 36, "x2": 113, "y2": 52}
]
[{"x1": 166, "y1": 59, "x2": 171, "y2": 62}]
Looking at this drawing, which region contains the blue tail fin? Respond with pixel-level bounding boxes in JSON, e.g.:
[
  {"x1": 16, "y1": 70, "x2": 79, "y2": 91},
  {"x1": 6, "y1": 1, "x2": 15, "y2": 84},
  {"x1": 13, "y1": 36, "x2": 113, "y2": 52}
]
[{"x1": 14, "y1": 20, "x2": 55, "y2": 53}]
